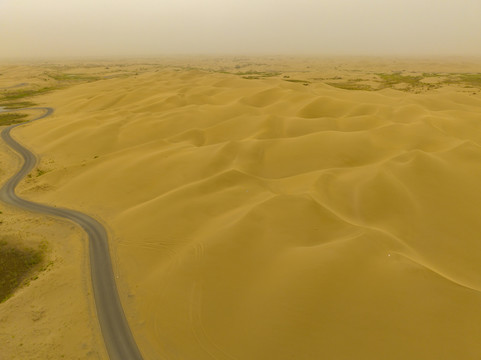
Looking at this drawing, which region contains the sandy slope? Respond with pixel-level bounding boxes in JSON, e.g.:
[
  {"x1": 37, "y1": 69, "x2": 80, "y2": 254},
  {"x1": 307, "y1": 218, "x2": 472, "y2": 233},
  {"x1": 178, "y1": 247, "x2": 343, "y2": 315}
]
[{"x1": 4, "y1": 58, "x2": 481, "y2": 359}]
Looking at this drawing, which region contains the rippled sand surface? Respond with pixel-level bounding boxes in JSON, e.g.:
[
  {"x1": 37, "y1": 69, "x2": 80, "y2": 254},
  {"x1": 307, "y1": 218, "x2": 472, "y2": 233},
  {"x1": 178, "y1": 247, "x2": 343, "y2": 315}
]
[{"x1": 3, "y1": 57, "x2": 481, "y2": 359}]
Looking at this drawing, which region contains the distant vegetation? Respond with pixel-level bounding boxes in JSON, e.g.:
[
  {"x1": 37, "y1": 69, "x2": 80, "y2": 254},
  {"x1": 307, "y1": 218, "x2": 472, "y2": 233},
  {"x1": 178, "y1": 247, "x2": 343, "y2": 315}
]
[
  {"x1": 373, "y1": 72, "x2": 481, "y2": 92},
  {"x1": 284, "y1": 79, "x2": 311, "y2": 86},
  {"x1": 445, "y1": 73, "x2": 481, "y2": 88},
  {"x1": 0, "y1": 240, "x2": 48, "y2": 303},
  {"x1": 46, "y1": 72, "x2": 101, "y2": 82},
  {"x1": 377, "y1": 73, "x2": 423, "y2": 88},
  {"x1": 326, "y1": 81, "x2": 374, "y2": 91},
  {"x1": 235, "y1": 71, "x2": 281, "y2": 79},
  {"x1": 177, "y1": 64, "x2": 478, "y2": 93},
  {"x1": 220, "y1": 66, "x2": 481, "y2": 93},
  {"x1": 212, "y1": 69, "x2": 282, "y2": 80},
  {"x1": 322, "y1": 72, "x2": 481, "y2": 93}
]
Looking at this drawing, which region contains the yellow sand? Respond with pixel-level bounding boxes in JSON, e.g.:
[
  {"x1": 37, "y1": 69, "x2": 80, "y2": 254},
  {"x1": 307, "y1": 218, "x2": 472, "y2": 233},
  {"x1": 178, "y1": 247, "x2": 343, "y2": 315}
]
[
  {"x1": 2, "y1": 57, "x2": 481, "y2": 359},
  {"x1": 0, "y1": 137, "x2": 107, "y2": 359}
]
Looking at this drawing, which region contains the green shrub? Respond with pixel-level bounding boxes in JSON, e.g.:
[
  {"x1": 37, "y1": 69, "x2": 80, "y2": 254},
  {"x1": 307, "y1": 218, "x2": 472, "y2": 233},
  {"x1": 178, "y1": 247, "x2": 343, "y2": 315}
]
[
  {"x1": 0, "y1": 113, "x2": 28, "y2": 126},
  {"x1": 0, "y1": 242, "x2": 45, "y2": 303}
]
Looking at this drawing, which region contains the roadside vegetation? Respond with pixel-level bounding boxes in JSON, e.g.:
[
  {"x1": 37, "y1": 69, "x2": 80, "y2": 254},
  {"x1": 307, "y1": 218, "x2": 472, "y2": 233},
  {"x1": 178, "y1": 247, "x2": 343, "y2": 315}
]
[
  {"x1": 1, "y1": 101, "x2": 37, "y2": 109},
  {"x1": 0, "y1": 87, "x2": 58, "y2": 110},
  {"x1": 0, "y1": 113, "x2": 29, "y2": 126},
  {"x1": 0, "y1": 240, "x2": 48, "y2": 303},
  {"x1": 0, "y1": 69, "x2": 107, "y2": 110},
  {"x1": 36, "y1": 168, "x2": 48, "y2": 177},
  {"x1": 2, "y1": 87, "x2": 58, "y2": 102}
]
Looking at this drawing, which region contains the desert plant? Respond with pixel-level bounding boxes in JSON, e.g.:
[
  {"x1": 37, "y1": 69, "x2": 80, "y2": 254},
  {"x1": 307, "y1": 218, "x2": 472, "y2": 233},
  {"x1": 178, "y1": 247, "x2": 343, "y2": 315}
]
[
  {"x1": 0, "y1": 113, "x2": 28, "y2": 126},
  {"x1": 0, "y1": 242, "x2": 45, "y2": 303}
]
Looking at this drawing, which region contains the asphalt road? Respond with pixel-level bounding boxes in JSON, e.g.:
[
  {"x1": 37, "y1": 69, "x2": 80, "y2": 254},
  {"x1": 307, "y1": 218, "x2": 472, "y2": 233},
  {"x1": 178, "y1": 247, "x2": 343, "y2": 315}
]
[{"x1": 0, "y1": 107, "x2": 143, "y2": 360}]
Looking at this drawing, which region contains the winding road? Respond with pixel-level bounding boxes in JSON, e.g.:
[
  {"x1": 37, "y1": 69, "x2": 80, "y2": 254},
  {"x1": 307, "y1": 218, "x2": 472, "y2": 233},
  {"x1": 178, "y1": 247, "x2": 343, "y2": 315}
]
[{"x1": 0, "y1": 107, "x2": 143, "y2": 360}]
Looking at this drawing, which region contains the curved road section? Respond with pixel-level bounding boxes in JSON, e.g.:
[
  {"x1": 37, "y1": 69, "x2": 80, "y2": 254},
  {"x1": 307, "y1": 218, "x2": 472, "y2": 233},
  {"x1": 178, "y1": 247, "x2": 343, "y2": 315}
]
[{"x1": 0, "y1": 107, "x2": 143, "y2": 360}]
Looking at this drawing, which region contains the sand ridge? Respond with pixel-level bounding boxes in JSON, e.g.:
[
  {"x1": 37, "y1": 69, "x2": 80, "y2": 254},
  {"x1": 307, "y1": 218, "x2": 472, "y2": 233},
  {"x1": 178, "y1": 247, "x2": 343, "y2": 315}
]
[{"x1": 2, "y1": 58, "x2": 481, "y2": 359}]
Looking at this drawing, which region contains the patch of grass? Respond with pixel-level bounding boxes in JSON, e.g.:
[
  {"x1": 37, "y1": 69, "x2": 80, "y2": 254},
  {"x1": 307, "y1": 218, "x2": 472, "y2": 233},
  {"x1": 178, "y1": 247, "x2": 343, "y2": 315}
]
[
  {"x1": 327, "y1": 82, "x2": 374, "y2": 91},
  {"x1": 377, "y1": 73, "x2": 423, "y2": 88},
  {"x1": 36, "y1": 168, "x2": 47, "y2": 177},
  {"x1": 0, "y1": 241, "x2": 45, "y2": 303},
  {"x1": 325, "y1": 76, "x2": 343, "y2": 80},
  {"x1": 0, "y1": 113, "x2": 29, "y2": 126},
  {"x1": 284, "y1": 79, "x2": 311, "y2": 85},
  {"x1": 422, "y1": 72, "x2": 444, "y2": 78},
  {"x1": 2, "y1": 87, "x2": 58, "y2": 101},
  {"x1": 420, "y1": 73, "x2": 481, "y2": 89},
  {"x1": 47, "y1": 73, "x2": 101, "y2": 82},
  {"x1": 454, "y1": 73, "x2": 481, "y2": 88},
  {"x1": 235, "y1": 71, "x2": 281, "y2": 79},
  {"x1": 0, "y1": 101, "x2": 37, "y2": 109}
]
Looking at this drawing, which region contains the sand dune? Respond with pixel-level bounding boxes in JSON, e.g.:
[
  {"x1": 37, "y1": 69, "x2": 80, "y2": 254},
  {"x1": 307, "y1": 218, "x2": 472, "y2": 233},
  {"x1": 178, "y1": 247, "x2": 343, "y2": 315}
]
[{"x1": 3, "y1": 58, "x2": 481, "y2": 359}]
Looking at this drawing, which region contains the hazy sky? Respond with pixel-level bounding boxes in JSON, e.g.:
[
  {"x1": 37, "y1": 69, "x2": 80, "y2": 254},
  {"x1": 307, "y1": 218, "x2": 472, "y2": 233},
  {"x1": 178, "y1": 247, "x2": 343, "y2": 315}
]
[{"x1": 1, "y1": 0, "x2": 481, "y2": 58}]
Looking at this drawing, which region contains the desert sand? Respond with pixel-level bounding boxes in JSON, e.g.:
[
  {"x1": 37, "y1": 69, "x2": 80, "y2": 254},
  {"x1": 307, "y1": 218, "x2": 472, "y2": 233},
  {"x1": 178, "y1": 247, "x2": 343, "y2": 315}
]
[
  {"x1": 2, "y1": 57, "x2": 481, "y2": 359},
  {"x1": 0, "y1": 135, "x2": 107, "y2": 359}
]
